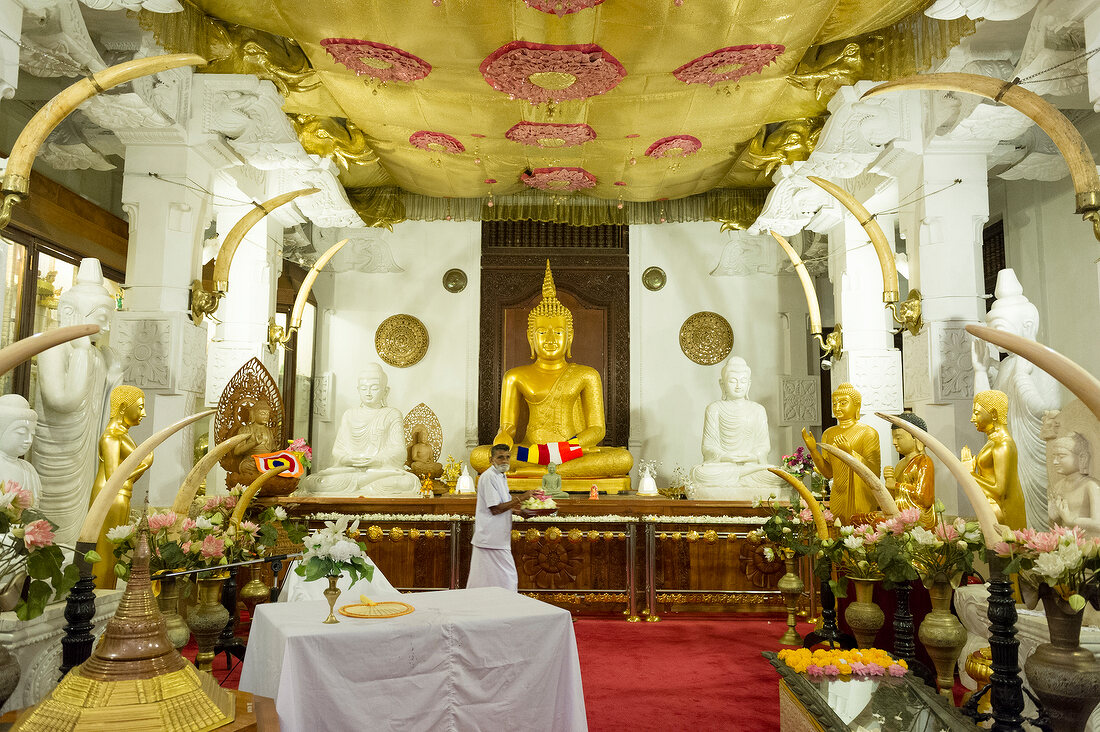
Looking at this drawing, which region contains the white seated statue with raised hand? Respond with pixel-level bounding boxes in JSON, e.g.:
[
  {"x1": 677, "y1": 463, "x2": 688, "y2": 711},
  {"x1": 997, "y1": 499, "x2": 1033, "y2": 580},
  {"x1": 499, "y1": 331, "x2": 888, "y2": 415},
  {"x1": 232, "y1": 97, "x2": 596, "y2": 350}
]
[
  {"x1": 298, "y1": 363, "x2": 420, "y2": 497},
  {"x1": 0, "y1": 394, "x2": 40, "y2": 503},
  {"x1": 689, "y1": 356, "x2": 786, "y2": 501}
]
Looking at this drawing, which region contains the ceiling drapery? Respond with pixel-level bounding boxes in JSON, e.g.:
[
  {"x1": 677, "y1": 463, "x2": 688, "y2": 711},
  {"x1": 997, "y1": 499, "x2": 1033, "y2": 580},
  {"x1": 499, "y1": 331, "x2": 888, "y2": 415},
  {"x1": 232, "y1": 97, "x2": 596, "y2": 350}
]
[{"x1": 142, "y1": 1, "x2": 974, "y2": 226}]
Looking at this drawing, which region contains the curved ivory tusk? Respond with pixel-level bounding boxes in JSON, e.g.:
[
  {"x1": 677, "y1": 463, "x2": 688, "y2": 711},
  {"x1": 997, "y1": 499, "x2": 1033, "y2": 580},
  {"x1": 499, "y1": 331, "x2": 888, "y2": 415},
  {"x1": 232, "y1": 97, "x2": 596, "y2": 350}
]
[
  {"x1": 0, "y1": 324, "x2": 98, "y2": 377},
  {"x1": 289, "y1": 238, "x2": 348, "y2": 329},
  {"x1": 820, "y1": 443, "x2": 899, "y2": 517},
  {"x1": 170, "y1": 434, "x2": 249, "y2": 515},
  {"x1": 966, "y1": 324, "x2": 1100, "y2": 424},
  {"x1": 1, "y1": 53, "x2": 207, "y2": 228},
  {"x1": 230, "y1": 465, "x2": 286, "y2": 527},
  {"x1": 768, "y1": 468, "x2": 829, "y2": 540},
  {"x1": 876, "y1": 412, "x2": 1005, "y2": 548},
  {"x1": 212, "y1": 187, "x2": 320, "y2": 293},
  {"x1": 770, "y1": 231, "x2": 823, "y2": 336},
  {"x1": 78, "y1": 409, "x2": 215, "y2": 545},
  {"x1": 861, "y1": 73, "x2": 1100, "y2": 219},
  {"x1": 807, "y1": 176, "x2": 899, "y2": 303}
]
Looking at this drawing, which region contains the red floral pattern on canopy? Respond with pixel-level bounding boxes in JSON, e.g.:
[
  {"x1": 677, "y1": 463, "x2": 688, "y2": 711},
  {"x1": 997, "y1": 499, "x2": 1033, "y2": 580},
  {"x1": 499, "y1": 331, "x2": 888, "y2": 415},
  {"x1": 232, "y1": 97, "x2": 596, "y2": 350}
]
[
  {"x1": 673, "y1": 44, "x2": 784, "y2": 86},
  {"x1": 505, "y1": 122, "x2": 596, "y2": 148},
  {"x1": 520, "y1": 167, "x2": 597, "y2": 192},
  {"x1": 480, "y1": 41, "x2": 626, "y2": 103},
  {"x1": 410, "y1": 131, "x2": 465, "y2": 154},
  {"x1": 522, "y1": 0, "x2": 604, "y2": 17},
  {"x1": 645, "y1": 135, "x2": 702, "y2": 158},
  {"x1": 321, "y1": 39, "x2": 432, "y2": 82}
]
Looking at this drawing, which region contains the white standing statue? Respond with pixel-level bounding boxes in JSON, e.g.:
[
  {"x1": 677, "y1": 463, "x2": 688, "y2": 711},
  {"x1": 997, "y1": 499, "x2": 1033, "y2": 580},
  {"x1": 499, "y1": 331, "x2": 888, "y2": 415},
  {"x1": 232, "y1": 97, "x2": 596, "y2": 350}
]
[
  {"x1": 0, "y1": 394, "x2": 40, "y2": 503},
  {"x1": 972, "y1": 268, "x2": 1062, "y2": 530},
  {"x1": 29, "y1": 259, "x2": 120, "y2": 546},
  {"x1": 689, "y1": 356, "x2": 786, "y2": 501},
  {"x1": 298, "y1": 363, "x2": 420, "y2": 497}
]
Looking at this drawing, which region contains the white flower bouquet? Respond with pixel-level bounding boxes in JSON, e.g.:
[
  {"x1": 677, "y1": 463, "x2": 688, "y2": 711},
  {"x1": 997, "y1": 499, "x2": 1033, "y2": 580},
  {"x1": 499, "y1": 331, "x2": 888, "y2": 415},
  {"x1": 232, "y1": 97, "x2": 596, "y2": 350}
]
[
  {"x1": 995, "y1": 526, "x2": 1100, "y2": 612},
  {"x1": 295, "y1": 516, "x2": 376, "y2": 584}
]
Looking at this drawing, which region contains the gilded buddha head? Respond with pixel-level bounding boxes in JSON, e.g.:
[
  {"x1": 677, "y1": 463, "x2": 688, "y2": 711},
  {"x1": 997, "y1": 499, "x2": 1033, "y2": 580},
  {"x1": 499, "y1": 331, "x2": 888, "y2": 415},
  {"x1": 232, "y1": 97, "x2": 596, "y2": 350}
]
[
  {"x1": 972, "y1": 389, "x2": 1009, "y2": 433},
  {"x1": 831, "y1": 383, "x2": 861, "y2": 421},
  {"x1": 110, "y1": 385, "x2": 146, "y2": 428},
  {"x1": 528, "y1": 261, "x2": 573, "y2": 362}
]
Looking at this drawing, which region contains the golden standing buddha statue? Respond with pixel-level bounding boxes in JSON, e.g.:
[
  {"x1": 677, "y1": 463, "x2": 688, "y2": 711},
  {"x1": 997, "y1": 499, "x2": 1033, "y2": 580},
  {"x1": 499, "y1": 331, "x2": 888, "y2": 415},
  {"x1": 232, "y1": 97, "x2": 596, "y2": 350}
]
[
  {"x1": 803, "y1": 383, "x2": 881, "y2": 524},
  {"x1": 470, "y1": 262, "x2": 633, "y2": 484},
  {"x1": 88, "y1": 384, "x2": 152, "y2": 589},
  {"x1": 961, "y1": 389, "x2": 1027, "y2": 531},
  {"x1": 884, "y1": 412, "x2": 935, "y2": 528}
]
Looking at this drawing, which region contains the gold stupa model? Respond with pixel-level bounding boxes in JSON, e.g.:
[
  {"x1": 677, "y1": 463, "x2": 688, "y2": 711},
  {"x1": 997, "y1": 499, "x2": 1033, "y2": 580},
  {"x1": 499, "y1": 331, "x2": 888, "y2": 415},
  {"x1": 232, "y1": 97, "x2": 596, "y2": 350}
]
[{"x1": 12, "y1": 520, "x2": 235, "y2": 731}]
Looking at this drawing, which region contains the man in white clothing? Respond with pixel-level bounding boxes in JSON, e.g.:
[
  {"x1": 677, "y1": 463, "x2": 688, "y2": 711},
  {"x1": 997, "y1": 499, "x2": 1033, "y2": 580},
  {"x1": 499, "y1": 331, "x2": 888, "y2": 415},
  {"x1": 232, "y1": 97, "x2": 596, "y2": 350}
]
[{"x1": 467, "y1": 444, "x2": 534, "y2": 591}]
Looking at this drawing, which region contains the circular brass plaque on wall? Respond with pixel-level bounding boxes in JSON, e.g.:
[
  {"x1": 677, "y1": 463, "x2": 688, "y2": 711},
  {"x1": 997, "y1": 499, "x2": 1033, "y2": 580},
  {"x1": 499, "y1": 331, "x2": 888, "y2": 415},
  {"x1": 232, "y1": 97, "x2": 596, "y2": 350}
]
[
  {"x1": 442, "y1": 268, "x2": 467, "y2": 293},
  {"x1": 376, "y1": 314, "x2": 429, "y2": 368},
  {"x1": 642, "y1": 266, "x2": 666, "y2": 291},
  {"x1": 679, "y1": 312, "x2": 733, "y2": 365}
]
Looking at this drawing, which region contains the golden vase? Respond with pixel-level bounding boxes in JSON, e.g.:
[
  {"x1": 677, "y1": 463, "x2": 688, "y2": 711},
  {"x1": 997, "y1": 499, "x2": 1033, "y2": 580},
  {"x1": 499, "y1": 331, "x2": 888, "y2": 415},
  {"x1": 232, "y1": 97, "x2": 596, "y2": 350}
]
[
  {"x1": 186, "y1": 574, "x2": 230, "y2": 672},
  {"x1": 917, "y1": 579, "x2": 966, "y2": 698},
  {"x1": 776, "y1": 555, "x2": 804, "y2": 646},
  {"x1": 156, "y1": 577, "x2": 191, "y2": 650},
  {"x1": 323, "y1": 574, "x2": 341, "y2": 624},
  {"x1": 1023, "y1": 594, "x2": 1100, "y2": 732},
  {"x1": 843, "y1": 578, "x2": 884, "y2": 648},
  {"x1": 240, "y1": 566, "x2": 270, "y2": 621}
]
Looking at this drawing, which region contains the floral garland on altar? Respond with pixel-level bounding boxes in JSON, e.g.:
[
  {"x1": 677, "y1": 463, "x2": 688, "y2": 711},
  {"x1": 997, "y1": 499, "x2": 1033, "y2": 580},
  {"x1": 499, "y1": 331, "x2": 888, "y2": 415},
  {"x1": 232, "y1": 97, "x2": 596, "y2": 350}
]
[
  {"x1": 521, "y1": 166, "x2": 597, "y2": 191},
  {"x1": 320, "y1": 38, "x2": 432, "y2": 82},
  {"x1": 505, "y1": 122, "x2": 596, "y2": 148},
  {"x1": 673, "y1": 44, "x2": 785, "y2": 86},
  {"x1": 480, "y1": 41, "x2": 626, "y2": 103},
  {"x1": 645, "y1": 135, "x2": 702, "y2": 158},
  {"x1": 409, "y1": 131, "x2": 465, "y2": 154}
]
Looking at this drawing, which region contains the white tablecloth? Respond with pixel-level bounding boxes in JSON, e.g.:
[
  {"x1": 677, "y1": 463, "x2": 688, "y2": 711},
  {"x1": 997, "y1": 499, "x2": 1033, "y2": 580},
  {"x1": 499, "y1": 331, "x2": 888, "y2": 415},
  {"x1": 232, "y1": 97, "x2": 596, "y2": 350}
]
[{"x1": 239, "y1": 587, "x2": 588, "y2": 732}]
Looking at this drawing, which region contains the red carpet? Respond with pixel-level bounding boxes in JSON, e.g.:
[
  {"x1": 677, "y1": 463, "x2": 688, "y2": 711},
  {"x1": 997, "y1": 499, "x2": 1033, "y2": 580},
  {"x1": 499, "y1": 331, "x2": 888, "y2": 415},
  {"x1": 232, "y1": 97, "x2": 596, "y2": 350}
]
[{"x1": 574, "y1": 617, "x2": 813, "y2": 731}]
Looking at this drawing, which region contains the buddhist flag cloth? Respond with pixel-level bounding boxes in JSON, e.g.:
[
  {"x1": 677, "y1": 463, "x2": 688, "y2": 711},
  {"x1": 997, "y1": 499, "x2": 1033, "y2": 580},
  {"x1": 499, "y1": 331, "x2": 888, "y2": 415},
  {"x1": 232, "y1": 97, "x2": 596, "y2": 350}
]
[
  {"x1": 253, "y1": 450, "x2": 305, "y2": 478},
  {"x1": 515, "y1": 440, "x2": 584, "y2": 465}
]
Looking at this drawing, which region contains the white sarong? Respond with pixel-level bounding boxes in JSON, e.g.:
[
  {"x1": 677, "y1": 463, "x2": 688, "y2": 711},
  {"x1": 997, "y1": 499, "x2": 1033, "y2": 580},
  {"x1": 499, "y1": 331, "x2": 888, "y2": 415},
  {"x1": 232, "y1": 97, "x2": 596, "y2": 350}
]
[{"x1": 467, "y1": 546, "x2": 518, "y2": 592}]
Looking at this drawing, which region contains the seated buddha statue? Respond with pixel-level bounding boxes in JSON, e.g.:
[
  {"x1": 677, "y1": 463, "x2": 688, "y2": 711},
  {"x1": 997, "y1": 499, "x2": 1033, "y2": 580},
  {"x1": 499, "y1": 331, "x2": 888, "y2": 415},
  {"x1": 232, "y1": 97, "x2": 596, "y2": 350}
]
[
  {"x1": 688, "y1": 356, "x2": 787, "y2": 501},
  {"x1": 470, "y1": 262, "x2": 633, "y2": 480},
  {"x1": 1048, "y1": 433, "x2": 1100, "y2": 537},
  {"x1": 884, "y1": 412, "x2": 935, "y2": 529},
  {"x1": 406, "y1": 426, "x2": 443, "y2": 480},
  {"x1": 961, "y1": 389, "x2": 1027, "y2": 531}
]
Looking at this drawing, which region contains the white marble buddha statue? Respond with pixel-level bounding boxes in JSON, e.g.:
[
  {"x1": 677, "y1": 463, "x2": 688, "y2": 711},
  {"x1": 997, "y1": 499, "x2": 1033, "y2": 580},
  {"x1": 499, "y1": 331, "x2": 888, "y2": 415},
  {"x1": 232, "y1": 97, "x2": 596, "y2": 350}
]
[
  {"x1": 688, "y1": 356, "x2": 786, "y2": 501},
  {"x1": 972, "y1": 268, "x2": 1061, "y2": 530},
  {"x1": 1048, "y1": 433, "x2": 1100, "y2": 537},
  {"x1": 29, "y1": 258, "x2": 121, "y2": 546},
  {"x1": 0, "y1": 395, "x2": 40, "y2": 504},
  {"x1": 298, "y1": 363, "x2": 420, "y2": 497}
]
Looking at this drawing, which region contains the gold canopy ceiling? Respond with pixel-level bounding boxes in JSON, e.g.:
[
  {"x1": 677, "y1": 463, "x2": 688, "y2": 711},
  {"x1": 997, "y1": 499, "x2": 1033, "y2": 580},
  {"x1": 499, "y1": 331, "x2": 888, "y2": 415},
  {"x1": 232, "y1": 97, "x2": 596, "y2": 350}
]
[{"x1": 155, "y1": 1, "x2": 972, "y2": 224}]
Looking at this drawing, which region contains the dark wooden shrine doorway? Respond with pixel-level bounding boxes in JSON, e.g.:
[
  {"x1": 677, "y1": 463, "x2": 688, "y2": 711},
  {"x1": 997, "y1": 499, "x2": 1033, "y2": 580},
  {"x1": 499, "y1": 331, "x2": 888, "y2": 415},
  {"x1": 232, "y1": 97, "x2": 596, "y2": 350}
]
[{"x1": 478, "y1": 221, "x2": 629, "y2": 447}]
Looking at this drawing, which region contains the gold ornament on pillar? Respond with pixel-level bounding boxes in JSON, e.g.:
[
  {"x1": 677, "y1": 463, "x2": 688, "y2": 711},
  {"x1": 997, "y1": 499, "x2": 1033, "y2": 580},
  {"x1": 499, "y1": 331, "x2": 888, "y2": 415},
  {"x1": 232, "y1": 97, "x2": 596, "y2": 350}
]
[
  {"x1": 769, "y1": 231, "x2": 843, "y2": 364},
  {"x1": 0, "y1": 54, "x2": 207, "y2": 230},
  {"x1": 268, "y1": 238, "x2": 349, "y2": 352},
  {"x1": 190, "y1": 187, "x2": 320, "y2": 325},
  {"x1": 807, "y1": 176, "x2": 923, "y2": 336},
  {"x1": 862, "y1": 73, "x2": 1100, "y2": 243}
]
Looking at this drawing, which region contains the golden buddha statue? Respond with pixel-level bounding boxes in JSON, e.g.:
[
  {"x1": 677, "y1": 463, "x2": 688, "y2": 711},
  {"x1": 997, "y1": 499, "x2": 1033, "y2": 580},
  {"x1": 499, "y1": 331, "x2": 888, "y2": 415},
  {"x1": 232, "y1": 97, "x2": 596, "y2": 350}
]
[
  {"x1": 88, "y1": 385, "x2": 152, "y2": 589},
  {"x1": 470, "y1": 262, "x2": 633, "y2": 485},
  {"x1": 803, "y1": 383, "x2": 881, "y2": 525},
  {"x1": 884, "y1": 412, "x2": 935, "y2": 528},
  {"x1": 961, "y1": 389, "x2": 1027, "y2": 530}
]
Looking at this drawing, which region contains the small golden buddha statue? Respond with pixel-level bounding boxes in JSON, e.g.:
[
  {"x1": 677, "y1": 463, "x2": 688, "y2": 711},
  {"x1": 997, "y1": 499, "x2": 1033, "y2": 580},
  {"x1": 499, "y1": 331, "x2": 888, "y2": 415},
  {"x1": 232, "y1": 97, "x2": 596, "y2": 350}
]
[
  {"x1": 803, "y1": 383, "x2": 881, "y2": 525},
  {"x1": 884, "y1": 412, "x2": 935, "y2": 528},
  {"x1": 88, "y1": 385, "x2": 152, "y2": 589},
  {"x1": 229, "y1": 399, "x2": 277, "y2": 478},
  {"x1": 961, "y1": 389, "x2": 1027, "y2": 530},
  {"x1": 470, "y1": 262, "x2": 633, "y2": 479},
  {"x1": 406, "y1": 426, "x2": 443, "y2": 480}
]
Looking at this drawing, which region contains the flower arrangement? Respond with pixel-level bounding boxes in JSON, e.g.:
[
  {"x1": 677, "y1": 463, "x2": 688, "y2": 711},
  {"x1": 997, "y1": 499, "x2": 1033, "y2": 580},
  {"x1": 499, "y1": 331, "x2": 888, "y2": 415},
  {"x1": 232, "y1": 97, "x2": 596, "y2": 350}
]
[
  {"x1": 995, "y1": 526, "x2": 1100, "y2": 611},
  {"x1": 288, "y1": 438, "x2": 312, "y2": 469},
  {"x1": 908, "y1": 506, "x2": 985, "y2": 587},
  {"x1": 750, "y1": 500, "x2": 834, "y2": 560},
  {"x1": 645, "y1": 135, "x2": 701, "y2": 158},
  {"x1": 823, "y1": 509, "x2": 922, "y2": 596},
  {"x1": 295, "y1": 516, "x2": 375, "y2": 584},
  {"x1": 480, "y1": 41, "x2": 626, "y2": 103},
  {"x1": 520, "y1": 167, "x2": 597, "y2": 192},
  {"x1": 781, "y1": 447, "x2": 827, "y2": 497},
  {"x1": 320, "y1": 39, "x2": 432, "y2": 82},
  {"x1": 0, "y1": 480, "x2": 81, "y2": 620},
  {"x1": 505, "y1": 122, "x2": 596, "y2": 148},
  {"x1": 778, "y1": 647, "x2": 908, "y2": 679},
  {"x1": 673, "y1": 44, "x2": 786, "y2": 86}
]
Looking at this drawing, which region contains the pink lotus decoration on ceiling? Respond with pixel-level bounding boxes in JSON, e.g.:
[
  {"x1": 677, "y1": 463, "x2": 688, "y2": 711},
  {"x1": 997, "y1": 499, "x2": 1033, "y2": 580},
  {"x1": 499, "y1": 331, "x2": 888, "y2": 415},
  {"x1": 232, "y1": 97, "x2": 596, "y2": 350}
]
[
  {"x1": 480, "y1": 41, "x2": 626, "y2": 103},
  {"x1": 522, "y1": 0, "x2": 605, "y2": 16},
  {"x1": 321, "y1": 38, "x2": 432, "y2": 82},
  {"x1": 409, "y1": 131, "x2": 465, "y2": 154},
  {"x1": 673, "y1": 44, "x2": 785, "y2": 86},
  {"x1": 646, "y1": 135, "x2": 702, "y2": 158},
  {"x1": 505, "y1": 122, "x2": 596, "y2": 148},
  {"x1": 520, "y1": 167, "x2": 597, "y2": 192}
]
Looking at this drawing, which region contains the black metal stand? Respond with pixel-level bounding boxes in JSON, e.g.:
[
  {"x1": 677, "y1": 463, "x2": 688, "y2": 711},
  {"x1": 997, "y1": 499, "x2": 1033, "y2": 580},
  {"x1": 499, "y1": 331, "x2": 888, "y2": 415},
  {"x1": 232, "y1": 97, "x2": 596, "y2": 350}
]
[
  {"x1": 215, "y1": 565, "x2": 246, "y2": 666},
  {"x1": 803, "y1": 560, "x2": 855, "y2": 649},
  {"x1": 985, "y1": 555, "x2": 1037, "y2": 732},
  {"x1": 59, "y1": 544, "x2": 98, "y2": 679},
  {"x1": 892, "y1": 580, "x2": 934, "y2": 685}
]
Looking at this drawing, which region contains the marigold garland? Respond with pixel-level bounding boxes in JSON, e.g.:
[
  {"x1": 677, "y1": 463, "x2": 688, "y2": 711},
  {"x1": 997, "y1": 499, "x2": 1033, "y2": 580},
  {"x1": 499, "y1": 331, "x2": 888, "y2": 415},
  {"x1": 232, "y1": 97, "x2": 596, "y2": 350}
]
[{"x1": 777, "y1": 647, "x2": 908, "y2": 679}]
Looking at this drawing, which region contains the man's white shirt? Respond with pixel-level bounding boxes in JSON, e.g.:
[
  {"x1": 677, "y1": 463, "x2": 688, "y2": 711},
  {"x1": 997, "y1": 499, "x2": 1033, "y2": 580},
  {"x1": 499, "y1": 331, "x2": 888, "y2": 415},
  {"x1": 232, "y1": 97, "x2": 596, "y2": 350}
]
[{"x1": 472, "y1": 468, "x2": 513, "y2": 549}]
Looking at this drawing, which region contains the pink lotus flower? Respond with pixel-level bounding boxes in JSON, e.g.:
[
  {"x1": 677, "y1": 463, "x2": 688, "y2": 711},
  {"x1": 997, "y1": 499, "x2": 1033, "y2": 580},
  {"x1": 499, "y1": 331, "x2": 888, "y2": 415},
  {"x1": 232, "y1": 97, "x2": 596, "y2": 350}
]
[
  {"x1": 181, "y1": 518, "x2": 196, "y2": 532},
  {"x1": 4, "y1": 482, "x2": 32, "y2": 512},
  {"x1": 992, "y1": 541, "x2": 1013, "y2": 556},
  {"x1": 182, "y1": 541, "x2": 192, "y2": 553},
  {"x1": 147, "y1": 511, "x2": 177, "y2": 533},
  {"x1": 22, "y1": 519, "x2": 54, "y2": 550},
  {"x1": 200, "y1": 535, "x2": 225, "y2": 559},
  {"x1": 934, "y1": 523, "x2": 960, "y2": 541},
  {"x1": 888, "y1": 664, "x2": 907, "y2": 677},
  {"x1": 240, "y1": 521, "x2": 260, "y2": 536},
  {"x1": 1027, "y1": 532, "x2": 1059, "y2": 553}
]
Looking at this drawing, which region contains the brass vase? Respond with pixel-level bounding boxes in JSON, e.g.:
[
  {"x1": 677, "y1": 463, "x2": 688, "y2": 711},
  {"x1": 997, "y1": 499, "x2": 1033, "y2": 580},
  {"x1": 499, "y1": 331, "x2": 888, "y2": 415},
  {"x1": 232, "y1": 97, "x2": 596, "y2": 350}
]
[
  {"x1": 239, "y1": 566, "x2": 270, "y2": 622},
  {"x1": 186, "y1": 574, "x2": 230, "y2": 672},
  {"x1": 777, "y1": 555, "x2": 804, "y2": 645},
  {"x1": 918, "y1": 579, "x2": 966, "y2": 698},
  {"x1": 843, "y1": 578, "x2": 884, "y2": 648},
  {"x1": 323, "y1": 574, "x2": 341, "y2": 624},
  {"x1": 1023, "y1": 594, "x2": 1100, "y2": 732},
  {"x1": 156, "y1": 577, "x2": 191, "y2": 649}
]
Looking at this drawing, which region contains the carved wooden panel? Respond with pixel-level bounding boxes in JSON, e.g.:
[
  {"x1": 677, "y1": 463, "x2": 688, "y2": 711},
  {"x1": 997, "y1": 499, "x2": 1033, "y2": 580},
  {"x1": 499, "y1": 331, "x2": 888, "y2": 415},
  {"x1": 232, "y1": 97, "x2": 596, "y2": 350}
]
[{"x1": 479, "y1": 235, "x2": 629, "y2": 447}]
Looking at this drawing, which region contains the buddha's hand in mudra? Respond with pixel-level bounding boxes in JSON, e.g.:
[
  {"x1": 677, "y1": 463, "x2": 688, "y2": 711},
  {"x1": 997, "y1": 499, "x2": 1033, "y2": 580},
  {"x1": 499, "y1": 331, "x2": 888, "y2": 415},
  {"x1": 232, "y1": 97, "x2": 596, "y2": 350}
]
[
  {"x1": 801, "y1": 428, "x2": 817, "y2": 451},
  {"x1": 832, "y1": 435, "x2": 851, "y2": 454},
  {"x1": 345, "y1": 454, "x2": 376, "y2": 469},
  {"x1": 959, "y1": 445, "x2": 974, "y2": 471}
]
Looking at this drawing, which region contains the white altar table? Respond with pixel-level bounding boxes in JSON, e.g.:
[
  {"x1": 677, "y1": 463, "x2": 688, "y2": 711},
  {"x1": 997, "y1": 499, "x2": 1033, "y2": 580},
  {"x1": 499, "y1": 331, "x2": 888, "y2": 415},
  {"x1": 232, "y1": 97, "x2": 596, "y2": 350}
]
[{"x1": 239, "y1": 587, "x2": 587, "y2": 732}]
